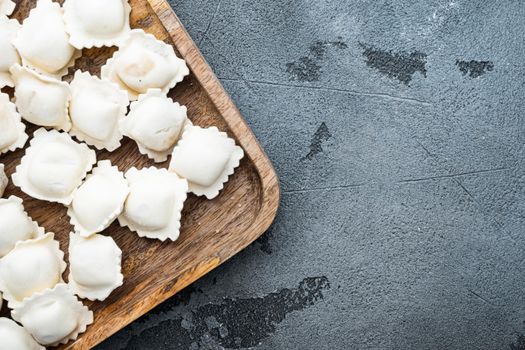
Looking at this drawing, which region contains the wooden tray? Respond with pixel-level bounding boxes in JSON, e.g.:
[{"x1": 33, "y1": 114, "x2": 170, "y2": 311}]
[{"x1": 1, "y1": 0, "x2": 280, "y2": 348}]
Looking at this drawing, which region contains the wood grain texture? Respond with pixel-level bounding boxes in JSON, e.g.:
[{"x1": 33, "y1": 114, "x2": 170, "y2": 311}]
[{"x1": 0, "y1": 0, "x2": 280, "y2": 348}]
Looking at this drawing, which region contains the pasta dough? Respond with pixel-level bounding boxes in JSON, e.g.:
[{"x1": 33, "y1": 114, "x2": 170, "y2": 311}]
[
  {"x1": 169, "y1": 126, "x2": 244, "y2": 199},
  {"x1": 11, "y1": 64, "x2": 71, "y2": 131},
  {"x1": 11, "y1": 283, "x2": 93, "y2": 346},
  {"x1": 0, "y1": 92, "x2": 28, "y2": 154},
  {"x1": 0, "y1": 16, "x2": 21, "y2": 88},
  {"x1": 119, "y1": 167, "x2": 188, "y2": 241},
  {"x1": 0, "y1": 0, "x2": 15, "y2": 16},
  {"x1": 63, "y1": 0, "x2": 131, "y2": 49},
  {"x1": 0, "y1": 196, "x2": 43, "y2": 257},
  {"x1": 13, "y1": 0, "x2": 79, "y2": 77},
  {"x1": 101, "y1": 29, "x2": 189, "y2": 100},
  {"x1": 68, "y1": 233, "x2": 123, "y2": 301},
  {"x1": 12, "y1": 128, "x2": 97, "y2": 205},
  {"x1": 120, "y1": 89, "x2": 189, "y2": 162},
  {"x1": 0, "y1": 318, "x2": 44, "y2": 350},
  {"x1": 69, "y1": 71, "x2": 128, "y2": 151},
  {"x1": 0, "y1": 232, "x2": 66, "y2": 308},
  {"x1": 68, "y1": 160, "x2": 129, "y2": 236}
]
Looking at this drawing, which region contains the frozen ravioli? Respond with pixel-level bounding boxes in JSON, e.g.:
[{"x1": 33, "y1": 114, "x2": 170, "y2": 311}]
[
  {"x1": 68, "y1": 233, "x2": 123, "y2": 301},
  {"x1": 0, "y1": 233, "x2": 66, "y2": 308},
  {"x1": 68, "y1": 160, "x2": 129, "y2": 236},
  {"x1": 11, "y1": 64, "x2": 71, "y2": 131},
  {"x1": 0, "y1": 318, "x2": 44, "y2": 350},
  {"x1": 169, "y1": 125, "x2": 244, "y2": 199},
  {"x1": 0, "y1": 92, "x2": 28, "y2": 154},
  {"x1": 63, "y1": 0, "x2": 131, "y2": 49},
  {"x1": 120, "y1": 88, "x2": 189, "y2": 162},
  {"x1": 0, "y1": 196, "x2": 44, "y2": 257},
  {"x1": 12, "y1": 128, "x2": 96, "y2": 205},
  {"x1": 0, "y1": 16, "x2": 21, "y2": 88},
  {"x1": 13, "y1": 0, "x2": 79, "y2": 78},
  {"x1": 102, "y1": 29, "x2": 189, "y2": 100},
  {"x1": 119, "y1": 167, "x2": 188, "y2": 241},
  {"x1": 11, "y1": 283, "x2": 93, "y2": 346},
  {"x1": 69, "y1": 71, "x2": 129, "y2": 151}
]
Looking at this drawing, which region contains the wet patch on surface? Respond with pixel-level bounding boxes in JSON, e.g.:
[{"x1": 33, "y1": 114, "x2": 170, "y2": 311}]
[
  {"x1": 456, "y1": 60, "x2": 494, "y2": 78},
  {"x1": 124, "y1": 276, "x2": 330, "y2": 349},
  {"x1": 510, "y1": 334, "x2": 525, "y2": 350},
  {"x1": 286, "y1": 39, "x2": 348, "y2": 82},
  {"x1": 304, "y1": 122, "x2": 332, "y2": 160},
  {"x1": 359, "y1": 43, "x2": 427, "y2": 85},
  {"x1": 146, "y1": 285, "x2": 197, "y2": 317},
  {"x1": 255, "y1": 224, "x2": 274, "y2": 254}
]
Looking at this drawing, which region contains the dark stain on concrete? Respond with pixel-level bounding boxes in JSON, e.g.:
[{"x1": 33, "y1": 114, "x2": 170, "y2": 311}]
[
  {"x1": 147, "y1": 285, "x2": 197, "y2": 317},
  {"x1": 359, "y1": 43, "x2": 427, "y2": 85},
  {"x1": 125, "y1": 276, "x2": 330, "y2": 349},
  {"x1": 255, "y1": 225, "x2": 274, "y2": 254},
  {"x1": 456, "y1": 60, "x2": 494, "y2": 78},
  {"x1": 510, "y1": 334, "x2": 525, "y2": 350},
  {"x1": 286, "y1": 39, "x2": 348, "y2": 82},
  {"x1": 304, "y1": 122, "x2": 332, "y2": 160}
]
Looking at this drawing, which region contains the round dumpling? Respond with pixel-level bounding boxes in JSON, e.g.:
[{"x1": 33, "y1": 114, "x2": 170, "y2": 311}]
[
  {"x1": 13, "y1": 0, "x2": 79, "y2": 77},
  {"x1": 0, "y1": 16, "x2": 21, "y2": 88},
  {"x1": 12, "y1": 128, "x2": 97, "y2": 205},
  {"x1": 0, "y1": 92, "x2": 28, "y2": 154},
  {"x1": 101, "y1": 29, "x2": 189, "y2": 100},
  {"x1": 119, "y1": 167, "x2": 188, "y2": 241},
  {"x1": 11, "y1": 64, "x2": 71, "y2": 131},
  {"x1": 68, "y1": 233, "x2": 123, "y2": 301},
  {"x1": 120, "y1": 88, "x2": 190, "y2": 162},
  {"x1": 64, "y1": 0, "x2": 131, "y2": 49},
  {"x1": 69, "y1": 71, "x2": 129, "y2": 151},
  {"x1": 68, "y1": 160, "x2": 129, "y2": 236},
  {"x1": 0, "y1": 318, "x2": 44, "y2": 350},
  {"x1": 11, "y1": 283, "x2": 93, "y2": 346},
  {"x1": 0, "y1": 233, "x2": 66, "y2": 308}
]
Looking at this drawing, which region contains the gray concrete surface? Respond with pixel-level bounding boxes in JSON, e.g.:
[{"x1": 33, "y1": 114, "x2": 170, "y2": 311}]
[{"x1": 97, "y1": 1, "x2": 525, "y2": 349}]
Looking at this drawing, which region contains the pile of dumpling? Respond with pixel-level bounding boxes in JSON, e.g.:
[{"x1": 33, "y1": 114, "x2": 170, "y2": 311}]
[{"x1": 0, "y1": 0, "x2": 244, "y2": 348}]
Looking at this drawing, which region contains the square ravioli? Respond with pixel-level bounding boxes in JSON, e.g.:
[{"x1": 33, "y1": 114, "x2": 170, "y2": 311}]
[
  {"x1": 63, "y1": 0, "x2": 131, "y2": 49},
  {"x1": 11, "y1": 64, "x2": 71, "y2": 131},
  {"x1": 68, "y1": 233, "x2": 123, "y2": 301},
  {"x1": 118, "y1": 167, "x2": 188, "y2": 241},
  {"x1": 169, "y1": 126, "x2": 244, "y2": 199},
  {"x1": 120, "y1": 88, "x2": 189, "y2": 162},
  {"x1": 67, "y1": 160, "x2": 129, "y2": 236},
  {"x1": 69, "y1": 71, "x2": 129, "y2": 151},
  {"x1": 101, "y1": 29, "x2": 189, "y2": 100},
  {"x1": 11, "y1": 283, "x2": 93, "y2": 346},
  {"x1": 13, "y1": 0, "x2": 80, "y2": 78},
  {"x1": 12, "y1": 128, "x2": 97, "y2": 205},
  {"x1": 0, "y1": 232, "x2": 66, "y2": 308}
]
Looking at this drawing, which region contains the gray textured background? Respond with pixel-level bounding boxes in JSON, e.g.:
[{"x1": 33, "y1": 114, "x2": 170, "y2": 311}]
[{"x1": 98, "y1": 1, "x2": 525, "y2": 349}]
